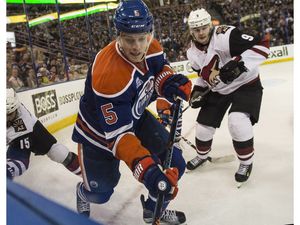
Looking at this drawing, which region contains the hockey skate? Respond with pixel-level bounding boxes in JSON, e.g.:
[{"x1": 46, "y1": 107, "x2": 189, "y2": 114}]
[
  {"x1": 186, "y1": 155, "x2": 209, "y2": 170},
  {"x1": 141, "y1": 195, "x2": 186, "y2": 225},
  {"x1": 76, "y1": 182, "x2": 90, "y2": 217},
  {"x1": 235, "y1": 163, "x2": 253, "y2": 188}
]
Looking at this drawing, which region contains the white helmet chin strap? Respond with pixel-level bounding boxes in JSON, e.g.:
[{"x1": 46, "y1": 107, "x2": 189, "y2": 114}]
[{"x1": 139, "y1": 32, "x2": 154, "y2": 61}]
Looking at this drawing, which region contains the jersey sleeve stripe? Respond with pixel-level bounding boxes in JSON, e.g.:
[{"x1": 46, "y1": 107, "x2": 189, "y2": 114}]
[
  {"x1": 104, "y1": 121, "x2": 134, "y2": 140},
  {"x1": 78, "y1": 110, "x2": 106, "y2": 138},
  {"x1": 74, "y1": 124, "x2": 111, "y2": 152},
  {"x1": 145, "y1": 50, "x2": 164, "y2": 59},
  {"x1": 250, "y1": 46, "x2": 269, "y2": 58},
  {"x1": 76, "y1": 117, "x2": 108, "y2": 144}
]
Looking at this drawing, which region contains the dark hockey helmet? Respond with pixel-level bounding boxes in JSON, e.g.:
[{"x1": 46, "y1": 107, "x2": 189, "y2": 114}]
[{"x1": 114, "y1": 0, "x2": 153, "y2": 34}]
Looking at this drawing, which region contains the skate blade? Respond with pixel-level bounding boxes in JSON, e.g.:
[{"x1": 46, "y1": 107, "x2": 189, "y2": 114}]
[
  {"x1": 236, "y1": 180, "x2": 249, "y2": 188},
  {"x1": 236, "y1": 182, "x2": 243, "y2": 188},
  {"x1": 208, "y1": 154, "x2": 235, "y2": 163}
]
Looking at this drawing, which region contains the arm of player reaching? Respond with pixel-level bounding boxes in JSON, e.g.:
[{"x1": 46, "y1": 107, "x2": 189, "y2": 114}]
[
  {"x1": 154, "y1": 65, "x2": 192, "y2": 103},
  {"x1": 115, "y1": 129, "x2": 179, "y2": 199},
  {"x1": 228, "y1": 28, "x2": 270, "y2": 72},
  {"x1": 95, "y1": 96, "x2": 179, "y2": 199},
  {"x1": 219, "y1": 28, "x2": 270, "y2": 84}
]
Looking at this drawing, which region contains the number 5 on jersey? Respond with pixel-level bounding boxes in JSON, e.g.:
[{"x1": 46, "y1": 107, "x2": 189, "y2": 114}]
[{"x1": 101, "y1": 103, "x2": 118, "y2": 125}]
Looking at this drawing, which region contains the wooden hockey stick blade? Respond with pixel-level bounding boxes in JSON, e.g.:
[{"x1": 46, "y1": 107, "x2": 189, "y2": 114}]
[{"x1": 207, "y1": 154, "x2": 236, "y2": 163}]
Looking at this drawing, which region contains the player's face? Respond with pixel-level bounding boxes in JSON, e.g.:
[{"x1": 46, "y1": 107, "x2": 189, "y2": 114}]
[
  {"x1": 191, "y1": 24, "x2": 211, "y2": 45},
  {"x1": 7, "y1": 110, "x2": 17, "y2": 122},
  {"x1": 118, "y1": 32, "x2": 152, "y2": 63}
]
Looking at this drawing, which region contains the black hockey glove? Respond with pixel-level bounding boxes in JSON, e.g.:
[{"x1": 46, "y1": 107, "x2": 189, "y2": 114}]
[
  {"x1": 189, "y1": 86, "x2": 210, "y2": 109},
  {"x1": 219, "y1": 60, "x2": 248, "y2": 84}
]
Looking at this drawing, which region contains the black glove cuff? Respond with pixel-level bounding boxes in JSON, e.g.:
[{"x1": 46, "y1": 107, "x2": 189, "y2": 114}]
[{"x1": 192, "y1": 85, "x2": 209, "y2": 94}]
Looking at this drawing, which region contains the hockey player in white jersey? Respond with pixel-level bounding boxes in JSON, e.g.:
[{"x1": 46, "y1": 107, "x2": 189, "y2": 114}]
[
  {"x1": 185, "y1": 9, "x2": 270, "y2": 186},
  {"x1": 6, "y1": 88, "x2": 81, "y2": 179}
]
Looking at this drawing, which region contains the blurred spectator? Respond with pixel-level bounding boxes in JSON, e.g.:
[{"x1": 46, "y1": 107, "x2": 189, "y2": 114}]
[
  {"x1": 8, "y1": 66, "x2": 25, "y2": 90},
  {"x1": 37, "y1": 67, "x2": 51, "y2": 86},
  {"x1": 49, "y1": 66, "x2": 59, "y2": 82},
  {"x1": 26, "y1": 68, "x2": 37, "y2": 88}
]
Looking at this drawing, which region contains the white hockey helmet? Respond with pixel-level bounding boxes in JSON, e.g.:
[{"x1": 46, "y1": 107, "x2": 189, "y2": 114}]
[
  {"x1": 188, "y1": 8, "x2": 211, "y2": 28},
  {"x1": 7, "y1": 88, "x2": 20, "y2": 114}
]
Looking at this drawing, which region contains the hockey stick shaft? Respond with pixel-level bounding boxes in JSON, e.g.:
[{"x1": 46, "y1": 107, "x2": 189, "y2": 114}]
[
  {"x1": 177, "y1": 132, "x2": 235, "y2": 164},
  {"x1": 152, "y1": 99, "x2": 182, "y2": 225}
]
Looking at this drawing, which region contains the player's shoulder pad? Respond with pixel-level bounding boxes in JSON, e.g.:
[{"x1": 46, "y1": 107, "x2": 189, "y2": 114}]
[
  {"x1": 92, "y1": 41, "x2": 134, "y2": 96},
  {"x1": 146, "y1": 38, "x2": 163, "y2": 57},
  {"x1": 215, "y1": 25, "x2": 234, "y2": 35}
]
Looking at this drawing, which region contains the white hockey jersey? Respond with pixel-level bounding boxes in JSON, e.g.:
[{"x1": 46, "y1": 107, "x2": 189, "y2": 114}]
[
  {"x1": 187, "y1": 25, "x2": 270, "y2": 95},
  {"x1": 7, "y1": 104, "x2": 38, "y2": 145}
]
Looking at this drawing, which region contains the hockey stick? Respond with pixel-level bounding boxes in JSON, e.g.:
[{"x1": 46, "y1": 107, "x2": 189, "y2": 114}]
[
  {"x1": 177, "y1": 131, "x2": 235, "y2": 164},
  {"x1": 148, "y1": 102, "x2": 234, "y2": 165},
  {"x1": 152, "y1": 98, "x2": 182, "y2": 225}
]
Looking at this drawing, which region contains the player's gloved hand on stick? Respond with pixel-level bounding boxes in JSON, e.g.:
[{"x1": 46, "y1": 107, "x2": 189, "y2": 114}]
[
  {"x1": 7, "y1": 165, "x2": 13, "y2": 179},
  {"x1": 219, "y1": 59, "x2": 248, "y2": 84},
  {"x1": 157, "y1": 109, "x2": 171, "y2": 127},
  {"x1": 133, "y1": 156, "x2": 179, "y2": 199},
  {"x1": 161, "y1": 74, "x2": 192, "y2": 103},
  {"x1": 189, "y1": 85, "x2": 210, "y2": 108}
]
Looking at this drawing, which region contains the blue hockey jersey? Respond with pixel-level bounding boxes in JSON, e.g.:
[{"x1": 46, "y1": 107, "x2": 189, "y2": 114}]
[{"x1": 72, "y1": 39, "x2": 175, "y2": 168}]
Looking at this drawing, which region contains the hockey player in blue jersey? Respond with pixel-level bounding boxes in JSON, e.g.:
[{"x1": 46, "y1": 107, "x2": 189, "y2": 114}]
[
  {"x1": 6, "y1": 88, "x2": 81, "y2": 179},
  {"x1": 72, "y1": 0, "x2": 191, "y2": 224}
]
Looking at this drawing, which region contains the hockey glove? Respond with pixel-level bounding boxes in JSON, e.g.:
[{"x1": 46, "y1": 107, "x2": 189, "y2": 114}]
[
  {"x1": 7, "y1": 164, "x2": 14, "y2": 179},
  {"x1": 219, "y1": 59, "x2": 248, "y2": 84},
  {"x1": 161, "y1": 74, "x2": 192, "y2": 103},
  {"x1": 189, "y1": 86, "x2": 210, "y2": 108},
  {"x1": 133, "y1": 156, "x2": 179, "y2": 199}
]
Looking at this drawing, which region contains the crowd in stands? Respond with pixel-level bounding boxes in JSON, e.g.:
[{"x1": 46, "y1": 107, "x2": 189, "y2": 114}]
[
  {"x1": 6, "y1": 43, "x2": 88, "y2": 91},
  {"x1": 6, "y1": 0, "x2": 293, "y2": 91}
]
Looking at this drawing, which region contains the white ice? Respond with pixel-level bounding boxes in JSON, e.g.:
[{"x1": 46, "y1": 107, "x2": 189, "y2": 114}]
[{"x1": 14, "y1": 61, "x2": 294, "y2": 225}]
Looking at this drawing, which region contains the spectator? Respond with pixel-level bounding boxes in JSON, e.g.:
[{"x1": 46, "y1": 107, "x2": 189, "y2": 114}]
[
  {"x1": 26, "y1": 68, "x2": 37, "y2": 88},
  {"x1": 8, "y1": 66, "x2": 24, "y2": 90}
]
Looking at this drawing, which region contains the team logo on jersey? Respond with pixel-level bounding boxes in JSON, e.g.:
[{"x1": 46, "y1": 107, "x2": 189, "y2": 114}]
[
  {"x1": 133, "y1": 78, "x2": 154, "y2": 119},
  {"x1": 12, "y1": 118, "x2": 27, "y2": 132},
  {"x1": 216, "y1": 25, "x2": 230, "y2": 34},
  {"x1": 201, "y1": 55, "x2": 220, "y2": 85},
  {"x1": 136, "y1": 77, "x2": 144, "y2": 89},
  {"x1": 32, "y1": 90, "x2": 59, "y2": 118}
]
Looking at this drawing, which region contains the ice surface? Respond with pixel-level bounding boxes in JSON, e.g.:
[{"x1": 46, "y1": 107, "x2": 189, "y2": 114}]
[{"x1": 14, "y1": 62, "x2": 294, "y2": 225}]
